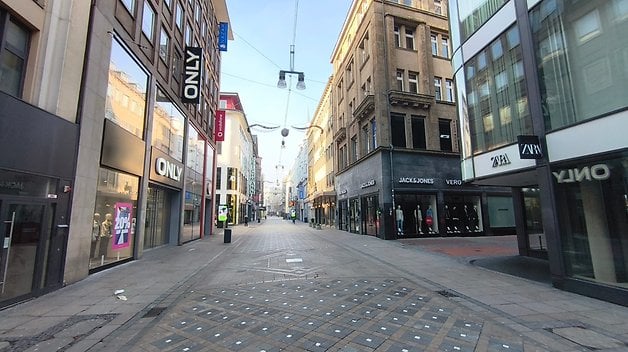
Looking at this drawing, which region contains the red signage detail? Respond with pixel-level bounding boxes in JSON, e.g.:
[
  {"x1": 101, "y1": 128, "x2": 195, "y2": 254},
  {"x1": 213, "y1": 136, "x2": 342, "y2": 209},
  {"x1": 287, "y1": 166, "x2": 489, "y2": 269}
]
[{"x1": 215, "y1": 110, "x2": 225, "y2": 141}]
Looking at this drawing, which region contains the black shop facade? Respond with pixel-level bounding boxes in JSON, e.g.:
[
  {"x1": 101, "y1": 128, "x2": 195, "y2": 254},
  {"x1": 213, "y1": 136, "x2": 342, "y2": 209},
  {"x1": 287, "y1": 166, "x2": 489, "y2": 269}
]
[{"x1": 336, "y1": 151, "x2": 515, "y2": 240}]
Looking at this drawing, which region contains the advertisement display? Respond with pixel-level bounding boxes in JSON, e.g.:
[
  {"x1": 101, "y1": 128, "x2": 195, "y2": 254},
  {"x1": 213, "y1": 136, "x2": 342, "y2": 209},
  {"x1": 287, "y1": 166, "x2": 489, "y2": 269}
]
[{"x1": 112, "y1": 202, "x2": 132, "y2": 250}]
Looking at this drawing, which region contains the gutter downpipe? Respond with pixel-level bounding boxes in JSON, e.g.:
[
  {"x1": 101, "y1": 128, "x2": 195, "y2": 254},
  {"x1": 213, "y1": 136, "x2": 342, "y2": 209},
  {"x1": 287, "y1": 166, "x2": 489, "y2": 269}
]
[{"x1": 382, "y1": 1, "x2": 396, "y2": 239}]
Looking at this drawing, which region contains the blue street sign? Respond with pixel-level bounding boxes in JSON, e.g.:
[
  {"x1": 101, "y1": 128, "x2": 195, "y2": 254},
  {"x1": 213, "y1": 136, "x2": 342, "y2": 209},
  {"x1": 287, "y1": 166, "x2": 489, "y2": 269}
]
[{"x1": 219, "y1": 22, "x2": 228, "y2": 51}]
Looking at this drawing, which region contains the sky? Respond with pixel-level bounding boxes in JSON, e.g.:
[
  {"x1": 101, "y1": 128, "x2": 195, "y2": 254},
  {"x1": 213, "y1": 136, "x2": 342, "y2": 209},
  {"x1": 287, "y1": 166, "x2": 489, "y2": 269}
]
[{"x1": 219, "y1": 0, "x2": 353, "y2": 184}]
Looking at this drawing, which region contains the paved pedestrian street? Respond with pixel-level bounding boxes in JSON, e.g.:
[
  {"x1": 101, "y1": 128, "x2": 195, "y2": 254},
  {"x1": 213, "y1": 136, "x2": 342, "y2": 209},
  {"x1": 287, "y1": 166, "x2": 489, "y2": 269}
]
[
  {"x1": 1, "y1": 218, "x2": 627, "y2": 351},
  {"x1": 130, "y1": 277, "x2": 535, "y2": 352}
]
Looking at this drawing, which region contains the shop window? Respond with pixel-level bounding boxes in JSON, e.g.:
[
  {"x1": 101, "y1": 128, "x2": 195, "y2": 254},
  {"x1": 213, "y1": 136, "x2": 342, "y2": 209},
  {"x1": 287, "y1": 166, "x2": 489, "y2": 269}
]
[
  {"x1": 444, "y1": 195, "x2": 482, "y2": 234},
  {"x1": 439, "y1": 119, "x2": 452, "y2": 151},
  {"x1": 391, "y1": 113, "x2": 406, "y2": 148},
  {"x1": 183, "y1": 125, "x2": 205, "y2": 243},
  {"x1": 152, "y1": 87, "x2": 184, "y2": 161},
  {"x1": 487, "y1": 196, "x2": 515, "y2": 228},
  {"x1": 553, "y1": 155, "x2": 628, "y2": 286},
  {"x1": 530, "y1": 0, "x2": 628, "y2": 131},
  {"x1": 0, "y1": 14, "x2": 30, "y2": 97},
  {"x1": 411, "y1": 116, "x2": 426, "y2": 150},
  {"x1": 90, "y1": 168, "x2": 139, "y2": 270},
  {"x1": 395, "y1": 194, "x2": 438, "y2": 236}
]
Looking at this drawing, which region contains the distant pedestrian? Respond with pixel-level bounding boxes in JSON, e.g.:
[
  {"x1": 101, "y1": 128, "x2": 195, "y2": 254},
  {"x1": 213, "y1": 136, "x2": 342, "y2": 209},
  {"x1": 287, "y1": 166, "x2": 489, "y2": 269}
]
[{"x1": 244, "y1": 215, "x2": 248, "y2": 226}]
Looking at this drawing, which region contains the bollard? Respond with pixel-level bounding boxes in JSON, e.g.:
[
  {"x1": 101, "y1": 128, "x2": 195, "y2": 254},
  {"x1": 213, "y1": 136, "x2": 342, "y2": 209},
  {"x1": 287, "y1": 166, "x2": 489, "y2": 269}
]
[{"x1": 224, "y1": 228, "x2": 232, "y2": 243}]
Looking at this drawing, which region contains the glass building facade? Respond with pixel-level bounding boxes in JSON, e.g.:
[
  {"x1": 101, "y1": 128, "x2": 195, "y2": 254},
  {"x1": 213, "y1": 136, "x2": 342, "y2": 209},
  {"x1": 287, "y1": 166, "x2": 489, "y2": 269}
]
[{"x1": 450, "y1": 0, "x2": 628, "y2": 305}]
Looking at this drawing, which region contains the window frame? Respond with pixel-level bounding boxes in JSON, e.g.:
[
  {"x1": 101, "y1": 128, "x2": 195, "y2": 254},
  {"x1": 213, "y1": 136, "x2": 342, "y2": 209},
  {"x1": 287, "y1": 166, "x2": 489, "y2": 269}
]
[
  {"x1": 141, "y1": 0, "x2": 156, "y2": 41},
  {"x1": 434, "y1": 77, "x2": 442, "y2": 101},
  {"x1": 0, "y1": 14, "x2": 30, "y2": 97}
]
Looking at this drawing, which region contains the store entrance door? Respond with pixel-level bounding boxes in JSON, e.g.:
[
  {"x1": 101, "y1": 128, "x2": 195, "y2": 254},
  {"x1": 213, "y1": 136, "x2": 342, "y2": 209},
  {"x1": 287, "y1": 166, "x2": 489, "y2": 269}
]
[
  {"x1": 144, "y1": 186, "x2": 171, "y2": 249},
  {"x1": 522, "y1": 188, "x2": 547, "y2": 259},
  {"x1": 0, "y1": 199, "x2": 55, "y2": 304}
]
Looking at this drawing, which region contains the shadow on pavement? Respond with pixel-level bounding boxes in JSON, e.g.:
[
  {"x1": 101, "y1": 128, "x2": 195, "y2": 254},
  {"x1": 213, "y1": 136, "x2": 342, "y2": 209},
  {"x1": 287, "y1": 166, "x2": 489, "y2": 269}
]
[{"x1": 471, "y1": 255, "x2": 551, "y2": 285}]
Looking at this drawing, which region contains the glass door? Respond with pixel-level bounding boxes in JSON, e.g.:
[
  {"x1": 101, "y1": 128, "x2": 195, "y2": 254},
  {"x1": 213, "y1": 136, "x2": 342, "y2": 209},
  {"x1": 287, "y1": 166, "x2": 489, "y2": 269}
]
[
  {"x1": 523, "y1": 188, "x2": 546, "y2": 253},
  {"x1": 1, "y1": 201, "x2": 51, "y2": 302}
]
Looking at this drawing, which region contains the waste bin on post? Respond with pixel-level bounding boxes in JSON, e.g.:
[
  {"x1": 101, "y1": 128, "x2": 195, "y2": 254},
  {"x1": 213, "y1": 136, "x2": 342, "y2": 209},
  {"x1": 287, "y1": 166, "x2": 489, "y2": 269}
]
[{"x1": 224, "y1": 228, "x2": 232, "y2": 243}]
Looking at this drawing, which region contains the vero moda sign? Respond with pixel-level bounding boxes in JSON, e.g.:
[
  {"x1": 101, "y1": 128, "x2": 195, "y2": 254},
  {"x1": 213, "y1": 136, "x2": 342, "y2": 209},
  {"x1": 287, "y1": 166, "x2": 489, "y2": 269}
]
[{"x1": 182, "y1": 46, "x2": 202, "y2": 104}]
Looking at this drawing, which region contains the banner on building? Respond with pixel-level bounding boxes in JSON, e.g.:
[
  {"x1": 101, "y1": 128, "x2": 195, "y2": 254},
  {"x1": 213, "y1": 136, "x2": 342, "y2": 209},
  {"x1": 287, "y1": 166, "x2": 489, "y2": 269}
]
[
  {"x1": 182, "y1": 46, "x2": 202, "y2": 104},
  {"x1": 219, "y1": 22, "x2": 229, "y2": 51},
  {"x1": 112, "y1": 202, "x2": 132, "y2": 250},
  {"x1": 215, "y1": 110, "x2": 226, "y2": 141}
]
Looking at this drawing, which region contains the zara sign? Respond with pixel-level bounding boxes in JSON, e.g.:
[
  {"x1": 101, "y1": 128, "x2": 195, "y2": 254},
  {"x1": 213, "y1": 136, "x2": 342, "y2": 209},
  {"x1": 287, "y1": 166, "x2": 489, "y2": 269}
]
[
  {"x1": 517, "y1": 135, "x2": 543, "y2": 159},
  {"x1": 182, "y1": 47, "x2": 202, "y2": 104}
]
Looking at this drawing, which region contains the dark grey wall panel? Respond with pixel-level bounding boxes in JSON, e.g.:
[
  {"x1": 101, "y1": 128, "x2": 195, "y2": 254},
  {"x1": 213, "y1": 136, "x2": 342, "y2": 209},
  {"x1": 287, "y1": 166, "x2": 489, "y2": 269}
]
[{"x1": 0, "y1": 92, "x2": 78, "y2": 179}]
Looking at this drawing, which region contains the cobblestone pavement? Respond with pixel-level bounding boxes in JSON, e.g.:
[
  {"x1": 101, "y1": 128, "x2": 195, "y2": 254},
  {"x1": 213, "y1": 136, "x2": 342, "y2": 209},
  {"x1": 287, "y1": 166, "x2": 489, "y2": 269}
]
[{"x1": 1, "y1": 218, "x2": 627, "y2": 351}]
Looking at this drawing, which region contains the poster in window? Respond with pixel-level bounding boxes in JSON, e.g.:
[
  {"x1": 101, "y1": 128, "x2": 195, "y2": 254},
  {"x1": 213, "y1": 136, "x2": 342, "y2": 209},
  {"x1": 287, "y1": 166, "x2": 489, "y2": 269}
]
[{"x1": 113, "y1": 202, "x2": 133, "y2": 250}]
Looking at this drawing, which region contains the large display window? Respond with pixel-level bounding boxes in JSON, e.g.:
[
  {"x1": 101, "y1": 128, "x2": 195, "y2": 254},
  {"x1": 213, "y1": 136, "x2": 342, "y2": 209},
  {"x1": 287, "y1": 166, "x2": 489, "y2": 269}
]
[
  {"x1": 361, "y1": 194, "x2": 379, "y2": 236},
  {"x1": 395, "y1": 194, "x2": 438, "y2": 236},
  {"x1": 349, "y1": 198, "x2": 360, "y2": 234},
  {"x1": 553, "y1": 153, "x2": 628, "y2": 287},
  {"x1": 182, "y1": 124, "x2": 205, "y2": 243},
  {"x1": 444, "y1": 195, "x2": 482, "y2": 234},
  {"x1": 530, "y1": 0, "x2": 628, "y2": 131},
  {"x1": 90, "y1": 168, "x2": 138, "y2": 269}
]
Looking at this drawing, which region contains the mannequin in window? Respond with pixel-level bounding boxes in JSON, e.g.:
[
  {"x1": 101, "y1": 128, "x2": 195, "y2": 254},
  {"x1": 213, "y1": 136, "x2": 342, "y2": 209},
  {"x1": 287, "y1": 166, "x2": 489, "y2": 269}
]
[
  {"x1": 425, "y1": 205, "x2": 434, "y2": 233},
  {"x1": 414, "y1": 204, "x2": 423, "y2": 234},
  {"x1": 452, "y1": 205, "x2": 461, "y2": 232},
  {"x1": 91, "y1": 213, "x2": 101, "y2": 259},
  {"x1": 463, "y1": 205, "x2": 471, "y2": 231},
  {"x1": 100, "y1": 213, "x2": 113, "y2": 259},
  {"x1": 444, "y1": 205, "x2": 452, "y2": 232},
  {"x1": 395, "y1": 205, "x2": 404, "y2": 235},
  {"x1": 470, "y1": 205, "x2": 479, "y2": 231}
]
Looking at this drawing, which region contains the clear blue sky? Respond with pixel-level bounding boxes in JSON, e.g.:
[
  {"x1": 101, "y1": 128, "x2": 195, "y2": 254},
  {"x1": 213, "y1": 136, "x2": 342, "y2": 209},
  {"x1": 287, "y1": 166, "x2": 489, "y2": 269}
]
[{"x1": 220, "y1": 0, "x2": 352, "y2": 183}]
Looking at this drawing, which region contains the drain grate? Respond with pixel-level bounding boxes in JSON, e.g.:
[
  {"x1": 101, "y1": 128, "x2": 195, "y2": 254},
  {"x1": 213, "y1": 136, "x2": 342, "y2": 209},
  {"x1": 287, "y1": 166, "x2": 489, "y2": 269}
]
[
  {"x1": 142, "y1": 307, "x2": 167, "y2": 318},
  {"x1": 436, "y1": 290, "x2": 459, "y2": 298}
]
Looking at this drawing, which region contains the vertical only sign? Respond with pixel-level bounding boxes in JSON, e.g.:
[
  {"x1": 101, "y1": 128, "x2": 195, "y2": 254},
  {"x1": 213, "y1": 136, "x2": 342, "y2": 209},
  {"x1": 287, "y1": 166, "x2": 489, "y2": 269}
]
[
  {"x1": 112, "y1": 202, "x2": 132, "y2": 250},
  {"x1": 219, "y1": 22, "x2": 229, "y2": 51},
  {"x1": 182, "y1": 46, "x2": 202, "y2": 104},
  {"x1": 215, "y1": 110, "x2": 225, "y2": 141}
]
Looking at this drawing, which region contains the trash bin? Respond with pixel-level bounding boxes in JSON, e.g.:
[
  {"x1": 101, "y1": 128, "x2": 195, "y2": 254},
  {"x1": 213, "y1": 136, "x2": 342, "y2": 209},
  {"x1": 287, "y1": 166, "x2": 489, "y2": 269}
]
[{"x1": 224, "y1": 228, "x2": 232, "y2": 243}]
